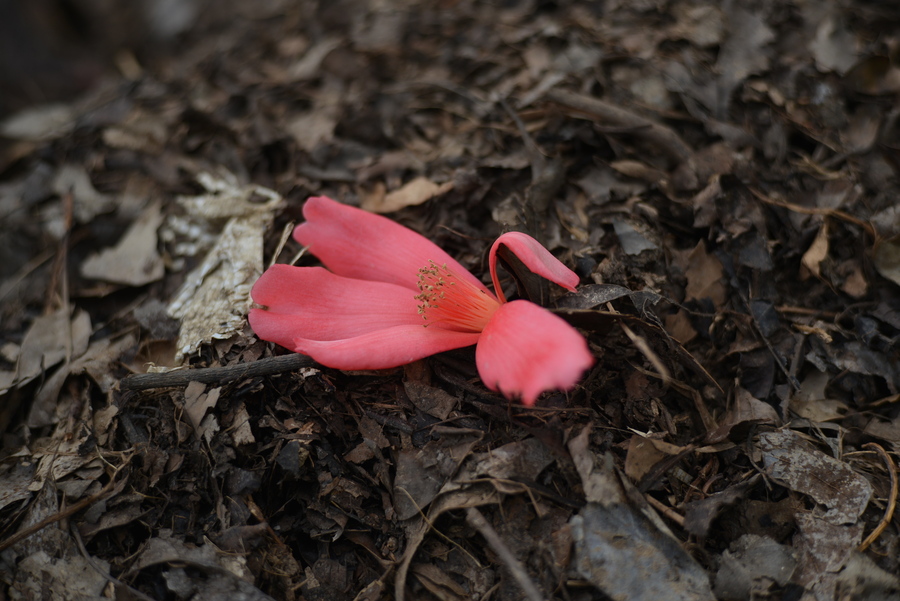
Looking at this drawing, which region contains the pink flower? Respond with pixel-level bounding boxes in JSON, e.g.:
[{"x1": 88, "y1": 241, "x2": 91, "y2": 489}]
[{"x1": 248, "y1": 196, "x2": 593, "y2": 405}]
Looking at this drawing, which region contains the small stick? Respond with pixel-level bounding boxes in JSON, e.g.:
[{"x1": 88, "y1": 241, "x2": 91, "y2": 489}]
[
  {"x1": 465, "y1": 507, "x2": 544, "y2": 601},
  {"x1": 645, "y1": 493, "x2": 686, "y2": 528},
  {"x1": 119, "y1": 354, "x2": 315, "y2": 390},
  {"x1": 750, "y1": 187, "x2": 876, "y2": 239},
  {"x1": 858, "y1": 443, "x2": 898, "y2": 552},
  {"x1": 0, "y1": 473, "x2": 120, "y2": 554},
  {"x1": 545, "y1": 89, "x2": 694, "y2": 164}
]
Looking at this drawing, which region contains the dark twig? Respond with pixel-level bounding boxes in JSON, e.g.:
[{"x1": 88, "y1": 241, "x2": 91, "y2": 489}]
[
  {"x1": 465, "y1": 507, "x2": 544, "y2": 601},
  {"x1": 0, "y1": 470, "x2": 121, "y2": 554},
  {"x1": 545, "y1": 88, "x2": 694, "y2": 164},
  {"x1": 119, "y1": 354, "x2": 315, "y2": 390},
  {"x1": 859, "y1": 443, "x2": 898, "y2": 552}
]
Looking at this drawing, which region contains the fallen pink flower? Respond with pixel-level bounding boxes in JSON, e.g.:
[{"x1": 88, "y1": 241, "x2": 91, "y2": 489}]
[{"x1": 249, "y1": 196, "x2": 593, "y2": 405}]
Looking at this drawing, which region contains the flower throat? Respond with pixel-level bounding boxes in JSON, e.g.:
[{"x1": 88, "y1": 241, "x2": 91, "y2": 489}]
[{"x1": 415, "y1": 261, "x2": 500, "y2": 332}]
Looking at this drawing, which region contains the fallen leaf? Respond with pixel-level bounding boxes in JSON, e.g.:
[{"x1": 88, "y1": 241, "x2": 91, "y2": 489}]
[
  {"x1": 184, "y1": 382, "x2": 221, "y2": 433},
  {"x1": 808, "y1": 11, "x2": 859, "y2": 74},
  {"x1": 51, "y1": 164, "x2": 115, "y2": 223},
  {"x1": 568, "y1": 428, "x2": 715, "y2": 601},
  {"x1": 669, "y1": 3, "x2": 724, "y2": 48},
  {"x1": 167, "y1": 172, "x2": 283, "y2": 362},
  {"x1": 11, "y1": 552, "x2": 109, "y2": 600},
  {"x1": 0, "y1": 103, "x2": 75, "y2": 141},
  {"x1": 683, "y1": 240, "x2": 727, "y2": 305},
  {"x1": 684, "y1": 477, "x2": 760, "y2": 538},
  {"x1": 0, "y1": 458, "x2": 36, "y2": 512},
  {"x1": 758, "y1": 430, "x2": 871, "y2": 525},
  {"x1": 792, "y1": 512, "x2": 864, "y2": 599},
  {"x1": 800, "y1": 220, "x2": 829, "y2": 280},
  {"x1": 790, "y1": 369, "x2": 848, "y2": 422},
  {"x1": 714, "y1": 5, "x2": 775, "y2": 118},
  {"x1": 613, "y1": 218, "x2": 658, "y2": 255},
  {"x1": 664, "y1": 309, "x2": 698, "y2": 344},
  {"x1": 713, "y1": 534, "x2": 797, "y2": 599},
  {"x1": 287, "y1": 110, "x2": 338, "y2": 153},
  {"x1": 403, "y1": 381, "x2": 458, "y2": 420},
  {"x1": 361, "y1": 176, "x2": 454, "y2": 214},
  {"x1": 393, "y1": 428, "x2": 482, "y2": 520},
  {"x1": 81, "y1": 201, "x2": 165, "y2": 286},
  {"x1": 4, "y1": 308, "x2": 90, "y2": 395}
]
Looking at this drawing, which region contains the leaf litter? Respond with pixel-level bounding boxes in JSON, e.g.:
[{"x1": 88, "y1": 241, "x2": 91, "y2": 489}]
[{"x1": 0, "y1": 0, "x2": 900, "y2": 600}]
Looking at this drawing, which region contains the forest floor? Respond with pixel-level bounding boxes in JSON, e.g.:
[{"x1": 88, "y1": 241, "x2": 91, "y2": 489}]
[{"x1": 1, "y1": 1, "x2": 899, "y2": 600}]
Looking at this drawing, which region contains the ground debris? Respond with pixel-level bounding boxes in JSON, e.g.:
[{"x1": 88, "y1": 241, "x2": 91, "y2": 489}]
[{"x1": 1, "y1": 0, "x2": 899, "y2": 599}]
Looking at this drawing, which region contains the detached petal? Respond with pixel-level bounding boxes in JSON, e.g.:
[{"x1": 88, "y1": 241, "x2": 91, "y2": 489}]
[
  {"x1": 295, "y1": 196, "x2": 492, "y2": 295},
  {"x1": 489, "y1": 231, "x2": 580, "y2": 302},
  {"x1": 475, "y1": 300, "x2": 593, "y2": 405},
  {"x1": 291, "y1": 326, "x2": 481, "y2": 370},
  {"x1": 249, "y1": 265, "x2": 423, "y2": 348}
]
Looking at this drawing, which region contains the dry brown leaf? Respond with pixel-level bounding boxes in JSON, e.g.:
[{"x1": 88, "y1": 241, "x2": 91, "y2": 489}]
[
  {"x1": 669, "y1": 3, "x2": 724, "y2": 47},
  {"x1": 792, "y1": 513, "x2": 864, "y2": 599},
  {"x1": 0, "y1": 103, "x2": 75, "y2": 141},
  {"x1": 393, "y1": 428, "x2": 482, "y2": 520},
  {"x1": 51, "y1": 164, "x2": 115, "y2": 223},
  {"x1": 664, "y1": 310, "x2": 698, "y2": 345},
  {"x1": 568, "y1": 427, "x2": 716, "y2": 601},
  {"x1": 81, "y1": 200, "x2": 165, "y2": 286},
  {"x1": 231, "y1": 403, "x2": 256, "y2": 445},
  {"x1": 3, "y1": 308, "x2": 90, "y2": 397},
  {"x1": 609, "y1": 159, "x2": 667, "y2": 183},
  {"x1": 167, "y1": 172, "x2": 283, "y2": 362},
  {"x1": 758, "y1": 430, "x2": 871, "y2": 525},
  {"x1": 287, "y1": 110, "x2": 338, "y2": 153},
  {"x1": 800, "y1": 220, "x2": 829, "y2": 280},
  {"x1": 714, "y1": 5, "x2": 775, "y2": 118},
  {"x1": 624, "y1": 435, "x2": 671, "y2": 482},
  {"x1": 184, "y1": 382, "x2": 220, "y2": 433},
  {"x1": 808, "y1": 10, "x2": 859, "y2": 74},
  {"x1": 789, "y1": 369, "x2": 848, "y2": 422},
  {"x1": 684, "y1": 240, "x2": 727, "y2": 306},
  {"x1": 361, "y1": 176, "x2": 454, "y2": 214}
]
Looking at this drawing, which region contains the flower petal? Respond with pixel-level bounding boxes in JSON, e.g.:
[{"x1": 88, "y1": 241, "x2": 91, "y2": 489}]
[
  {"x1": 489, "y1": 231, "x2": 580, "y2": 302},
  {"x1": 475, "y1": 300, "x2": 593, "y2": 405},
  {"x1": 290, "y1": 326, "x2": 481, "y2": 370},
  {"x1": 249, "y1": 264, "x2": 424, "y2": 347},
  {"x1": 294, "y1": 196, "x2": 492, "y2": 295}
]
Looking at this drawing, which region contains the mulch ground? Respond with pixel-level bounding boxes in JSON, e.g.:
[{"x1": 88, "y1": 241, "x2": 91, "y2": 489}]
[{"x1": 1, "y1": 1, "x2": 899, "y2": 600}]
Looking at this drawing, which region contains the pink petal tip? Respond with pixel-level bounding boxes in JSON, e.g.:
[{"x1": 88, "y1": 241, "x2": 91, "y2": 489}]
[{"x1": 475, "y1": 300, "x2": 593, "y2": 405}]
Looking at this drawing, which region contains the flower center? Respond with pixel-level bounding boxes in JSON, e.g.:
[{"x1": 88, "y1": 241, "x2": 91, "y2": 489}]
[{"x1": 415, "y1": 261, "x2": 500, "y2": 332}]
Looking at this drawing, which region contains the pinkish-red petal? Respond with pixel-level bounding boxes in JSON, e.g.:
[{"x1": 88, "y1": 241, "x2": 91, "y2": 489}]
[
  {"x1": 290, "y1": 326, "x2": 481, "y2": 370},
  {"x1": 488, "y1": 231, "x2": 580, "y2": 302},
  {"x1": 475, "y1": 300, "x2": 593, "y2": 405},
  {"x1": 249, "y1": 264, "x2": 423, "y2": 348},
  {"x1": 294, "y1": 196, "x2": 492, "y2": 295}
]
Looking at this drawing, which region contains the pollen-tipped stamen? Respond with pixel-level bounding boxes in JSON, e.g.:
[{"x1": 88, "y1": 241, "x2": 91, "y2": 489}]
[{"x1": 415, "y1": 261, "x2": 500, "y2": 332}]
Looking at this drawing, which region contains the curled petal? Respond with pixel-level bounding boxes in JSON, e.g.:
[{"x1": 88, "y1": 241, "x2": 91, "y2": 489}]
[
  {"x1": 294, "y1": 196, "x2": 492, "y2": 295},
  {"x1": 289, "y1": 326, "x2": 481, "y2": 370},
  {"x1": 249, "y1": 265, "x2": 423, "y2": 347},
  {"x1": 475, "y1": 300, "x2": 593, "y2": 405},
  {"x1": 489, "y1": 231, "x2": 580, "y2": 302}
]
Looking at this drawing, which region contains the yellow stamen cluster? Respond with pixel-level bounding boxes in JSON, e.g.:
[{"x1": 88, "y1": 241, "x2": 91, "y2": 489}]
[{"x1": 415, "y1": 261, "x2": 500, "y2": 332}]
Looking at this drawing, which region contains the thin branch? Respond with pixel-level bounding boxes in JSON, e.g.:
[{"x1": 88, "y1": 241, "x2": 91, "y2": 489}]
[
  {"x1": 0, "y1": 471, "x2": 121, "y2": 554},
  {"x1": 119, "y1": 354, "x2": 315, "y2": 390},
  {"x1": 858, "y1": 443, "x2": 898, "y2": 552},
  {"x1": 545, "y1": 88, "x2": 694, "y2": 164},
  {"x1": 465, "y1": 507, "x2": 544, "y2": 601}
]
